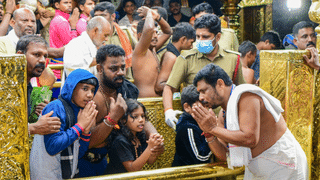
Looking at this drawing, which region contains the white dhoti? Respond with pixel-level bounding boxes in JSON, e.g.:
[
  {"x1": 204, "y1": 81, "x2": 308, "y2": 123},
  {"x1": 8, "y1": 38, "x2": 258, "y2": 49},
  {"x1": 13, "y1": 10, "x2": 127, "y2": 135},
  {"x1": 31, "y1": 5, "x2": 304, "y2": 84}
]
[{"x1": 244, "y1": 128, "x2": 308, "y2": 180}]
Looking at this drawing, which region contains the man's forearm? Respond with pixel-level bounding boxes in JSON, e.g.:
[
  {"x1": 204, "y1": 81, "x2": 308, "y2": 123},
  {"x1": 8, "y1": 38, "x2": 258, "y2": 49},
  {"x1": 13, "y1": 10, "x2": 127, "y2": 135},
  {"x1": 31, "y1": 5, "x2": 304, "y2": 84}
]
[
  {"x1": 144, "y1": 121, "x2": 158, "y2": 138},
  {"x1": 157, "y1": 16, "x2": 172, "y2": 35},
  {"x1": 207, "y1": 137, "x2": 228, "y2": 161},
  {"x1": 88, "y1": 122, "x2": 113, "y2": 148},
  {"x1": 48, "y1": 47, "x2": 65, "y2": 59},
  {"x1": 163, "y1": 85, "x2": 174, "y2": 110},
  {"x1": 0, "y1": 13, "x2": 12, "y2": 36},
  {"x1": 210, "y1": 126, "x2": 258, "y2": 149}
]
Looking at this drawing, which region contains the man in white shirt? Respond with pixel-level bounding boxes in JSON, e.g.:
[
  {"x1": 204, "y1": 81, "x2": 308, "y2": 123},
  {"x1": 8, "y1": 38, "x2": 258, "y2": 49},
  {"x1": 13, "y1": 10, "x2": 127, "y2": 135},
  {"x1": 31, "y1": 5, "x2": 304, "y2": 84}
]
[{"x1": 63, "y1": 16, "x2": 111, "y2": 79}]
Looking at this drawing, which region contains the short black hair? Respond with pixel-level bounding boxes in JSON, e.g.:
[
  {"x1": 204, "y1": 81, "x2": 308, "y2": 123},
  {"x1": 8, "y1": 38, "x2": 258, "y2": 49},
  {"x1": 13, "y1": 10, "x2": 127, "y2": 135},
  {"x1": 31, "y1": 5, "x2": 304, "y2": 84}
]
[
  {"x1": 96, "y1": 44, "x2": 126, "y2": 64},
  {"x1": 16, "y1": 35, "x2": 48, "y2": 54},
  {"x1": 260, "y1": 31, "x2": 281, "y2": 49},
  {"x1": 54, "y1": 0, "x2": 62, "y2": 5},
  {"x1": 181, "y1": 85, "x2": 199, "y2": 108},
  {"x1": 192, "y1": 2, "x2": 213, "y2": 16},
  {"x1": 79, "y1": 77, "x2": 98, "y2": 87},
  {"x1": 151, "y1": 6, "x2": 168, "y2": 21},
  {"x1": 238, "y1": 40, "x2": 257, "y2": 58},
  {"x1": 123, "y1": 0, "x2": 136, "y2": 8},
  {"x1": 136, "y1": 19, "x2": 157, "y2": 34},
  {"x1": 194, "y1": 14, "x2": 221, "y2": 35},
  {"x1": 79, "y1": 0, "x2": 95, "y2": 6},
  {"x1": 193, "y1": 63, "x2": 232, "y2": 88},
  {"x1": 292, "y1": 21, "x2": 315, "y2": 38},
  {"x1": 169, "y1": 0, "x2": 180, "y2": 6},
  {"x1": 172, "y1": 22, "x2": 196, "y2": 42},
  {"x1": 93, "y1": 1, "x2": 115, "y2": 15}
]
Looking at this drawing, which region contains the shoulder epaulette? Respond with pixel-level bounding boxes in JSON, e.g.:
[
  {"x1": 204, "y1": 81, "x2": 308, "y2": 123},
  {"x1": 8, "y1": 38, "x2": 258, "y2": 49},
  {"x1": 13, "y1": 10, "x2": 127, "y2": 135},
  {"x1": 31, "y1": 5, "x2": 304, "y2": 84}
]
[
  {"x1": 224, "y1": 49, "x2": 241, "y2": 55},
  {"x1": 120, "y1": 26, "x2": 128, "y2": 30},
  {"x1": 221, "y1": 28, "x2": 236, "y2": 33},
  {"x1": 180, "y1": 48, "x2": 198, "y2": 58}
]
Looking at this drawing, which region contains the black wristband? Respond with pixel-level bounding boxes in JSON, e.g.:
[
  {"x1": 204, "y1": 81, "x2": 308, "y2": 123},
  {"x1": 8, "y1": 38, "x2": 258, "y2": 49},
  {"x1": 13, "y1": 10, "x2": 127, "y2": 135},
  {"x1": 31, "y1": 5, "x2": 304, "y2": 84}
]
[
  {"x1": 71, "y1": 29, "x2": 77, "y2": 31},
  {"x1": 156, "y1": 16, "x2": 162, "y2": 22}
]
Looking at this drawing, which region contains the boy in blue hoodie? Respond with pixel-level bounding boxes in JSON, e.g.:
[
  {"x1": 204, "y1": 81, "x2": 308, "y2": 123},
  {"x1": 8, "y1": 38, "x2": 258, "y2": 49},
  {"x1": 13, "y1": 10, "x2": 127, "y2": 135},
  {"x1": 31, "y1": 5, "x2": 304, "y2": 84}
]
[{"x1": 30, "y1": 69, "x2": 99, "y2": 179}]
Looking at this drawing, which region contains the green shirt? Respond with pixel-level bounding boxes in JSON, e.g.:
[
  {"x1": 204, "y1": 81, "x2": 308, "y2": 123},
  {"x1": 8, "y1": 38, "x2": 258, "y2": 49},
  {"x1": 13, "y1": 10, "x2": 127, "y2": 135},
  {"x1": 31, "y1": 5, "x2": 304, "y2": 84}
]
[{"x1": 166, "y1": 47, "x2": 246, "y2": 89}]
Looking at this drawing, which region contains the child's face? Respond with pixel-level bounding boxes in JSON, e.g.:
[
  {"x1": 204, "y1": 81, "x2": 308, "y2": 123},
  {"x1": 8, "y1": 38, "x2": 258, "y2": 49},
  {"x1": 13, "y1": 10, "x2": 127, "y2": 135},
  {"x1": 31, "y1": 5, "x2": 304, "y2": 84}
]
[
  {"x1": 80, "y1": 0, "x2": 95, "y2": 17},
  {"x1": 126, "y1": 106, "x2": 145, "y2": 135},
  {"x1": 71, "y1": 83, "x2": 95, "y2": 108},
  {"x1": 56, "y1": 0, "x2": 72, "y2": 14}
]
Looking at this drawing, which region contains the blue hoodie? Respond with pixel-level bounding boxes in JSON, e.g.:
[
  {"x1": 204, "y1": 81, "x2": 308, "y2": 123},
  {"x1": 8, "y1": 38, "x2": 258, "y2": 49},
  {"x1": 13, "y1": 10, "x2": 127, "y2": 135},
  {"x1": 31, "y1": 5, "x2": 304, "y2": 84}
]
[{"x1": 43, "y1": 69, "x2": 98, "y2": 157}]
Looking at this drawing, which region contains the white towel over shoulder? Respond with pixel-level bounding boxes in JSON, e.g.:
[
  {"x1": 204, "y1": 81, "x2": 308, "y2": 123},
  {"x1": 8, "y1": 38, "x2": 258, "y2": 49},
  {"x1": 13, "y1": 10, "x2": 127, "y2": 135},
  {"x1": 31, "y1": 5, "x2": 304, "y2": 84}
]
[{"x1": 226, "y1": 84, "x2": 284, "y2": 168}]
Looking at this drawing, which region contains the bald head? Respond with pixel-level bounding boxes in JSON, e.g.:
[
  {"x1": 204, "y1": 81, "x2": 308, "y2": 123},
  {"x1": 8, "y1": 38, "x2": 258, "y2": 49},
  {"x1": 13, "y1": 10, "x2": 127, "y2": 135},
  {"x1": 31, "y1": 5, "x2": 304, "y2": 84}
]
[
  {"x1": 11, "y1": 8, "x2": 36, "y2": 38},
  {"x1": 87, "y1": 16, "x2": 111, "y2": 48}
]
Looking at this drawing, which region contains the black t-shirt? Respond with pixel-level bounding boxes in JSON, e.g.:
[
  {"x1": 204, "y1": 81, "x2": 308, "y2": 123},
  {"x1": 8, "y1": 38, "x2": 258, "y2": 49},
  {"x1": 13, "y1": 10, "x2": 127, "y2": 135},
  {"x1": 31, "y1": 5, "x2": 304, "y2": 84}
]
[
  {"x1": 168, "y1": 13, "x2": 190, "y2": 27},
  {"x1": 105, "y1": 134, "x2": 147, "y2": 174}
]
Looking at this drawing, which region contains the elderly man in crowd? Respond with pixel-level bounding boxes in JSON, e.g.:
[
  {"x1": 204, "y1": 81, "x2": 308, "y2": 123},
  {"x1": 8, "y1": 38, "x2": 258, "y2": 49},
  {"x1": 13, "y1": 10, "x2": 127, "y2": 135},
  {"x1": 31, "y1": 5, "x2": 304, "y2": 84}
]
[{"x1": 63, "y1": 16, "x2": 111, "y2": 79}]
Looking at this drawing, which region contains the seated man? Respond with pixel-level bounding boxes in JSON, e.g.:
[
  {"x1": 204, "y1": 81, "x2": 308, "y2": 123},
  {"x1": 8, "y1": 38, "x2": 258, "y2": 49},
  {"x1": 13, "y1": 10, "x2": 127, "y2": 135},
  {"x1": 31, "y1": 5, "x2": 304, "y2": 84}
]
[
  {"x1": 168, "y1": 0, "x2": 190, "y2": 27},
  {"x1": 132, "y1": 6, "x2": 172, "y2": 97},
  {"x1": 155, "y1": 22, "x2": 195, "y2": 95},
  {"x1": 172, "y1": 85, "x2": 224, "y2": 167},
  {"x1": 192, "y1": 63, "x2": 308, "y2": 179},
  {"x1": 238, "y1": 40, "x2": 257, "y2": 84}
]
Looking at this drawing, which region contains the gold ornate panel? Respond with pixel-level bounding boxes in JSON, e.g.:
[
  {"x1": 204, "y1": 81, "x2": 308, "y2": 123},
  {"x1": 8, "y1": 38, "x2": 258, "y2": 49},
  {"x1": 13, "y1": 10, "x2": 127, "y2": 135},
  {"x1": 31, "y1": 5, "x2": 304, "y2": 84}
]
[
  {"x1": 260, "y1": 50, "x2": 314, "y2": 180},
  {"x1": 239, "y1": 0, "x2": 273, "y2": 7},
  {"x1": 238, "y1": 1, "x2": 273, "y2": 43},
  {"x1": 138, "y1": 98, "x2": 182, "y2": 169},
  {"x1": 0, "y1": 55, "x2": 29, "y2": 179},
  {"x1": 312, "y1": 71, "x2": 320, "y2": 179}
]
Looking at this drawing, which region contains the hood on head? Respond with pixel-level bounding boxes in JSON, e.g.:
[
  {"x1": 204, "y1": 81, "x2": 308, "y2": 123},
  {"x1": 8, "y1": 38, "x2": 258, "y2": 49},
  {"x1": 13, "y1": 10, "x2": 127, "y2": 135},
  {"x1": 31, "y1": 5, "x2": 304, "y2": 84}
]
[{"x1": 61, "y1": 69, "x2": 99, "y2": 105}]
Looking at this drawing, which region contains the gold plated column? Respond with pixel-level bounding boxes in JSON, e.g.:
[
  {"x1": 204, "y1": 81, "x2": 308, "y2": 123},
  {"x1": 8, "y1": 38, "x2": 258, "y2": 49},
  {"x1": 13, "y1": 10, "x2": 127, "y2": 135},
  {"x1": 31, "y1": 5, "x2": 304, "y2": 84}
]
[
  {"x1": 0, "y1": 55, "x2": 29, "y2": 179},
  {"x1": 222, "y1": 0, "x2": 241, "y2": 32},
  {"x1": 260, "y1": 50, "x2": 314, "y2": 180},
  {"x1": 138, "y1": 97, "x2": 182, "y2": 169}
]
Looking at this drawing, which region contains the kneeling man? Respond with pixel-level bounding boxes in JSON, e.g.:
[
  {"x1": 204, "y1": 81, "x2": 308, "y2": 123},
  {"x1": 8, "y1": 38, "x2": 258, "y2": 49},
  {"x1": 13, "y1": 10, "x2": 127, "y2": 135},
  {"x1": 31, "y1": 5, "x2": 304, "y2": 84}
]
[{"x1": 191, "y1": 63, "x2": 308, "y2": 179}]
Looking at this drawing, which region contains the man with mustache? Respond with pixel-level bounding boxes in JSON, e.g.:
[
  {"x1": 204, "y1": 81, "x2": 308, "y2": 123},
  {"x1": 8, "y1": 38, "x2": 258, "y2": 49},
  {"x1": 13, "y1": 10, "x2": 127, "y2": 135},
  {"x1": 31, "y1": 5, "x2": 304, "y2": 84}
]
[
  {"x1": 132, "y1": 6, "x2": 172, "y2": 97},
  {"x1": 81, "y1": 44, "x2": 161, "y2": 177},
  {"x1": 167, "y1": 0, "x2": 190, "y2": 27},
  {"x1": 16, "y1": 35, "x2": 61, "y2": 136},
  {"x1": 63, "y1": 16, "x2": 111, "y2": 79},
  {"x1": 292, "y1": 21, "x2": 320, "y2": 70}
]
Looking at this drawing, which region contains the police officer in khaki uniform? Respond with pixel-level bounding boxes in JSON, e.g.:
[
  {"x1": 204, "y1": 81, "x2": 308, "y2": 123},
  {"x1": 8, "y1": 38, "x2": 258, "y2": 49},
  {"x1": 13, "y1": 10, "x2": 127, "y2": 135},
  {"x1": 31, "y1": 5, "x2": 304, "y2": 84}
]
[{"x1": 163, "y1": 14, "x2": 246, "y2": 129}]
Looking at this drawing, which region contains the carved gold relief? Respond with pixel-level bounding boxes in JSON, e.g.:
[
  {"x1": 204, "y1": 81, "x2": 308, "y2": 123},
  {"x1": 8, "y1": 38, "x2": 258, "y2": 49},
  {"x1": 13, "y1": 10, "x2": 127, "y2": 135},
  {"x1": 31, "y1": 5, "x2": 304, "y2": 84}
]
[
  {"x1": 0, "y1": 55, "x2": 29, "y2": 180},
  {"x1": 260, "y1": 50, "x2": 314, "y2": 180},
  {"x1": 79, "y1": 162, "x2": 244, "y2": 180},
  {"x1": 138, "y1": 98, "x2": 182, "y2": 169},
  {"x1": 239, "y1": 0, "x2": 273, "y2": 7}
]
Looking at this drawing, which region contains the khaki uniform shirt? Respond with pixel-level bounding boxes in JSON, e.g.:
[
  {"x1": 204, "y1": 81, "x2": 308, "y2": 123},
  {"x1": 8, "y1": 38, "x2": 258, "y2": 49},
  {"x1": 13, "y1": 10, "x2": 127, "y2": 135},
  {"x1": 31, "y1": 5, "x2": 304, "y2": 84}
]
[
  {"x1": 220, "y1": 28, "x2": 239, "y2": 52},
  {"x1": 166, "y1": 47, "x2": 246, "y2": 89}
]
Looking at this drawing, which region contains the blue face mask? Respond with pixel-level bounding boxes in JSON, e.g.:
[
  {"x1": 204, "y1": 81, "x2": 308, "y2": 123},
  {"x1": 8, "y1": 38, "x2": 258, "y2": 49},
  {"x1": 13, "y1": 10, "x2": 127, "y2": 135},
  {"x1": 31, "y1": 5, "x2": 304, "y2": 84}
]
[{"x1": 196, "y1": 37, "x2": 216, "y2": 54}]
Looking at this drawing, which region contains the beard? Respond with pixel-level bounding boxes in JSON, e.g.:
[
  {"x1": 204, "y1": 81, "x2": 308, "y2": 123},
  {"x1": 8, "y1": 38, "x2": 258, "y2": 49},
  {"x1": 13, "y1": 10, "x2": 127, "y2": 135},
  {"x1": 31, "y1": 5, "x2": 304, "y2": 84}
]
[
  {"x1": 31, "y1": 63, "x2": 45, "y2": 77},
  {"x1": 101, "y1": 70, "x2": 124, "y2": 90}
]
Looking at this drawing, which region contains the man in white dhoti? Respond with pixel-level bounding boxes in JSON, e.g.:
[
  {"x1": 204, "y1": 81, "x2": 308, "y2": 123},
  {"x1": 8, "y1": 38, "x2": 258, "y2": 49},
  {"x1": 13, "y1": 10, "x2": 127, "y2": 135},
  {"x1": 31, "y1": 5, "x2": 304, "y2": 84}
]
[{"x1": 191, "y1": 63, "x2": 308, "y2": 180}]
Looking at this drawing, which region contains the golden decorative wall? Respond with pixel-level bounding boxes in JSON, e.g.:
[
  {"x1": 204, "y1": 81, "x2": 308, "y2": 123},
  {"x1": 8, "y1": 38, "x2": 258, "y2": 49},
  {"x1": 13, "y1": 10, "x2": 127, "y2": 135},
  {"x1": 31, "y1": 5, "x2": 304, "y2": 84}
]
[
  {"x1": 239, "y1": 0, "x2": 273, "y2": 7},
  {"x1": 138, "y1": 97, "x2": 182, "y2": 169},
  {"x1": 0, "y1": 55, "x2": 29, "y2": 179},
  {"x1": 78, "y1": 162, "x2": 244, "y2": 180},
  {"x1": 260, "y1": 50, "x2": 314, "y2": 180},
  {"x1": 238, "y1": 0, "x2": 273, "y2": 43}
]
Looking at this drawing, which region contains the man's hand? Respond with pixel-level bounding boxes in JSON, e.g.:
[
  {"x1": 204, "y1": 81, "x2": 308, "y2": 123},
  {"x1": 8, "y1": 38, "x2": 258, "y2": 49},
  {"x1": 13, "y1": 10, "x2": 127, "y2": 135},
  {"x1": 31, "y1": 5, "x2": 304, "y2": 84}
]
[
  {"x1": 303, "y1": 47, "x2": 320, "y2": 70},
  {"x1": 191, "y1": 102, "x2": 218, "y2": 133},
  {"x1": 29, "y1": 111, "x2": 61, "y2": 135},
  {"x1": 77, "y1": 101, "x2": 98, "y2": 132},
  {"x1": 137, "y1": 6, "x2": 159, "y2": 20},
  {"x1": 109, "y1": 94, "x2": 127, "y2": 122},
  {"x1": 5, "y1": 0, "x2": 16, "y2": 14},
  {"x1": 164, "y1": 109, "x2": 182, "y2": 129},
  {"x1": 69, "y1": 7, "x2": 80, "y2": 29},
  {"x1": 35, "y1": 100, "x2": 49, "y2": 116}
]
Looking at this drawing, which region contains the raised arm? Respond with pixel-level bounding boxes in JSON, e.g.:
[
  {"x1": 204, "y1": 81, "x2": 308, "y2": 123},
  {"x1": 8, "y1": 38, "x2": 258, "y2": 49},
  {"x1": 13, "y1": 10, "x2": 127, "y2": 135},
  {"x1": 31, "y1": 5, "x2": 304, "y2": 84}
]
[
  {"x1": 0, "y1": 0, "x2": 15, "y2": 36},
  {"x1": 133, "y1": 8, "x2": 156, "y2": 57}
]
